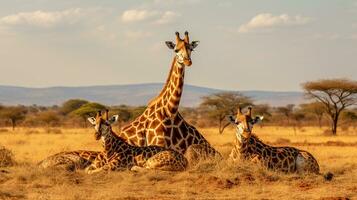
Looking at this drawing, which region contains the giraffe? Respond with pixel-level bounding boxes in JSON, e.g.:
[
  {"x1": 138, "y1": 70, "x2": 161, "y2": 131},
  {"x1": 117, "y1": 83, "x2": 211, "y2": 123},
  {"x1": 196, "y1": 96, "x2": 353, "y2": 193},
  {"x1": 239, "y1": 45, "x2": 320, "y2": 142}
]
[
  {"x1": 116, "y1": 31, "x2": 220, "y2": 158},
  {"x1": 227, "y1": 106, "x2": 333, "y2": 180},
  {"x1": 38, "y1": 150, "x2": 100, "y2": 171},
  {"x1": 85, "y1": 110, "x2": 187, "y2": 174},
  {"x1": 39, "y1": 31, "x2": 220, "y2": 170}
]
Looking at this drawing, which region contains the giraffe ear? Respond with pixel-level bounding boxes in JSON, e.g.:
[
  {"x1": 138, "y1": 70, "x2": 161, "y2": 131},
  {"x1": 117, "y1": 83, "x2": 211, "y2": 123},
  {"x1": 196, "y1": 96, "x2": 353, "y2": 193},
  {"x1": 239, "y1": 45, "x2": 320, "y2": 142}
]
[
  {"x1": 87, "y1": 117, "x2": 96, "y2": 125},
  {"x1": 228, "y1": 115, "x2": 239, "y2": 125},
  {"x1": 165, "y1": 41, "x2": 175, "y2": 49},
  {"x1": 253, "y1": 116, "x2": 264, "y2": 124},
  {"x1": 191, "y1": 41, "x2": 199, "y2": 49},
  {"x1": 108, "y1": 115, "x2": 119, "y2": 124}
]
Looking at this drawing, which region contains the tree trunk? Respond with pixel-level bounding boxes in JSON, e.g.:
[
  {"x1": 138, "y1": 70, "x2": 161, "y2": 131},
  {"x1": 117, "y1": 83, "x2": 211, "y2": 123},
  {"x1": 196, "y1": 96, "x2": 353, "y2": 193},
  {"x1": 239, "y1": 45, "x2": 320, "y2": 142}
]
[
  {"x1": 331, "y1": 113, "x2": 339, "y2": 135},
  {"x1": 317, "y1": 116, "x2": 322, "y2": 128},
  {"x1": 11, "y1": 119, "x2": 15, "y2": 131},
  {"x1": 83, "y1": 118, "x2": 87, "y2": 128},
  {"x1": 218, "y1": 117, "x2": 230, "y2": 134}
]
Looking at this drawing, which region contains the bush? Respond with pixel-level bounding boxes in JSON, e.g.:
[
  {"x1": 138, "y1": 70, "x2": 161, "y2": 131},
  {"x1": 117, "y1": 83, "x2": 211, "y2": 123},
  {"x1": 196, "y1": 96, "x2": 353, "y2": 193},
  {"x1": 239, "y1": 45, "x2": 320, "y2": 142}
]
[
  {"x1": 0, "y1": 146, "x2": 15, "y2": 167},
  {"x1": 0, "y1": 128, "x2": 9, "y2": 133},
  {"x1": 46, "y1": 128, "x2": 62, "y2": 134}
]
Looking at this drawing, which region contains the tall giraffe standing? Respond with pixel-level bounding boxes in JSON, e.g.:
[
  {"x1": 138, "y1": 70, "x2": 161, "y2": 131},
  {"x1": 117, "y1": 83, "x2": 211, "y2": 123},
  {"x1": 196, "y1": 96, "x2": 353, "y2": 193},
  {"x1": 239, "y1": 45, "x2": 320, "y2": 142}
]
[
  {"x1": 117, "y1": 32, "x2": 220, "y2": 157},
  {"x1": 39, "y1": 32, "x2": 220, "y2": 170}
]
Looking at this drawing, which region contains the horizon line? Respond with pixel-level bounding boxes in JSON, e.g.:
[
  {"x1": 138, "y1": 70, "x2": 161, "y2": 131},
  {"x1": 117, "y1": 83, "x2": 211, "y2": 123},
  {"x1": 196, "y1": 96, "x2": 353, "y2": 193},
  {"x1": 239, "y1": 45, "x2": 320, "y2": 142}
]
[{"x1": 0, "y1": 82, "x2": 303, "y2": 93}]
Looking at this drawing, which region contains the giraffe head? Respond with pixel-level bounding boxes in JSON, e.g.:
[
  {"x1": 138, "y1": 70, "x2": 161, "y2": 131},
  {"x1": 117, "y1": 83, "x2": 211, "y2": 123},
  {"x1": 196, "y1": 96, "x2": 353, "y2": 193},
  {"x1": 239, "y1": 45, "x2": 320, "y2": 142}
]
[
  {"x1": 228, "y1": 106, "x2": 264, "y2": 143},
  {"x1": 87, "y1": 110, "x2": 119, "y2": 140},
  {"x1": 165, "y1": 31, "x2": 199, "y2": 67}
]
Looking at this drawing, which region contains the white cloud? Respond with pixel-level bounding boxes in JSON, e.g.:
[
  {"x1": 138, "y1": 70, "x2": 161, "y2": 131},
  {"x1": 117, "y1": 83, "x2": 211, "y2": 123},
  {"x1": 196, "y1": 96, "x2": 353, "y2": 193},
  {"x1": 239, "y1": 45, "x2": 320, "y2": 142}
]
[
  {"x1": 0, "y1": 8, "x2": 85, "y2": 28},
  {"x1": 121, "y1": 9, "x2": 158, "y2": 23},
  {"x1": 121, "y1": 9, "x2": 179, "y2": 24},
  {"x1": 238, "y1": 13, "x2": 311, "y2": 33},
  {"x1": 154, "y1": 11, "x2": 180, "y2": 25}
]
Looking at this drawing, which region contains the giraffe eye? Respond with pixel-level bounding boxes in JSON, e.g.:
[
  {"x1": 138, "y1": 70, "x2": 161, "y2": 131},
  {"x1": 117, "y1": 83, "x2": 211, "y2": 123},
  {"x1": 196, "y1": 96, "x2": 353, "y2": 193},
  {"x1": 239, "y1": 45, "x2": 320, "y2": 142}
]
[{"x1": 174, "y1": 49, "x2": 179, "y2": 53}]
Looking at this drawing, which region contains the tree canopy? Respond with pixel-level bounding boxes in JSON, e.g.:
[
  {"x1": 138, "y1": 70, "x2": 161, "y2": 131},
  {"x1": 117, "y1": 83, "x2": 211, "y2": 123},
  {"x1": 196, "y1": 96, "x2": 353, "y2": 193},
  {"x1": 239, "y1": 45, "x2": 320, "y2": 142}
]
[
  {"x1": 302, "y1": 78, "x2": 357, "y2": 134},
  {"x1": 71, "y1": 102, "x2": 107, "y2": 127},
  {"x1": 200, "y1": 92, "x2": 252, "y2": 134},
  {"x1": 0, "y1": 106, "x2": 27, "y2": 130},
  {"x1": 61, "y1": 99, "x2": 89, "y2": 115}
]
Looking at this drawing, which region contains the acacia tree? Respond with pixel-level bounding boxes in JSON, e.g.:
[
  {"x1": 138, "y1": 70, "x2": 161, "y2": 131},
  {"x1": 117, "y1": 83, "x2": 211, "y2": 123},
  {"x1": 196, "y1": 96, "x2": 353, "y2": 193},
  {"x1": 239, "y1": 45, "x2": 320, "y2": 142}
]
[
  {"x1": 0, "y1": 106, "x2": 27, "y2": 130},
  {"x1": 300, "y1": 102, "x2": 325, "y2": 128},
  {"x1": 199, "y1": 92, "x2": 252, "y2": 134},
  {"x1": 302, "y1": 79, "x2": 357, "y2": 135},
  {"x1": 61, "y1": 99, "x2": 88, "y2": 115},
  {"x1": 341, "y1": 111, "x2": 357, "y2": 127},
  {"x1": 110, "y1": 105, "x2": 133, "y2": 129},
  {"x1": 37, "y1": 111, "x2": 60, "y2": 127},
  {"x1": 276, "y1": 104, "x2": 295, "y2": 125},
  {"x1": 72, "y1": 102, "x2": 107, "y2": 127}
]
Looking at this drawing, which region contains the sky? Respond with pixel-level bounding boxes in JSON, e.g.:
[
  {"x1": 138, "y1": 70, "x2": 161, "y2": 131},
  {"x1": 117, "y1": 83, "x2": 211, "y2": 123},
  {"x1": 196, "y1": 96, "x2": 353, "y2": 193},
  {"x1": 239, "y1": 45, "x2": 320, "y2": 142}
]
[{"x1": 0, "y1": 0, "x2": 356, "y2": 91}]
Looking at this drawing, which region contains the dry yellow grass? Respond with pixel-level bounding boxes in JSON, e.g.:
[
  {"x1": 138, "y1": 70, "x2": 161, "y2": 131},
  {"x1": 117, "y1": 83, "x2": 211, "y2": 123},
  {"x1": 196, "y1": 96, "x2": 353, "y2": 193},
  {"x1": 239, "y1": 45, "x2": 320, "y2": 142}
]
[{"x1": 0, "y1": 126, "x2": 356, "y2": 200}]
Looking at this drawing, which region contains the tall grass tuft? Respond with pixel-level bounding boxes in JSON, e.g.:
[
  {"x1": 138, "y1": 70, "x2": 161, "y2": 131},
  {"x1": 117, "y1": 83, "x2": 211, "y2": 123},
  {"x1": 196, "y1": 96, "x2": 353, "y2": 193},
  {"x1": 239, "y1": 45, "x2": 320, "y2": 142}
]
[{"x1": 0, "y1": 146, "x2": 15, "y2": 167}]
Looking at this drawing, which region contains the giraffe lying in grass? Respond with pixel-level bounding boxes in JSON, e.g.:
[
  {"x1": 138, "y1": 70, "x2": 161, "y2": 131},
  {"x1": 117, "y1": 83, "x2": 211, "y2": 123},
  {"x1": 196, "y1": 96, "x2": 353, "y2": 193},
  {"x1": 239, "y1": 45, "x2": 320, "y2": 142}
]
[
  {"x1": 38, "y1": 150, "x2": 100, "y2": 171},
  {"x1": 85, "y1": 110, "x2": 188, "y2": 174},
  {"x1": 228, "y1": 107, "x2": 333, "y2": 180}
]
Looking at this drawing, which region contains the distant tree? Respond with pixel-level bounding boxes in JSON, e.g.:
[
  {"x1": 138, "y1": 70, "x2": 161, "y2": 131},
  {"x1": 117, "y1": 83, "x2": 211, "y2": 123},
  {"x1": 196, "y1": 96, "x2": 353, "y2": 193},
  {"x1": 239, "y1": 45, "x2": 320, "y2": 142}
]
[
  {"x1": 27, "y1": 104, "x2": 46, "y2": 114},
  {"x1": 341, "y1": 110, "x2": 357, "y2": 127},
  {"x1": 291, "y1": 112, "x2": 306, "y2": 134},
  {"x1": 300, "y1": 102, "x2": 325, "y2": 128},
  {"x1": 253, "y1": 104, "x2": 271, "y2": 127},
  {"x1": 276, "y1": 104, "x2": 295, "y2": 125},
  {"x1": 72, "y1": 102, "x2": 106, "y2": 127},
  {"x1": 199, "y1": 92, "x2": 252, "y2": 134},
  {"x1": 302, "y1": 79, "x2": 357, "y2": 135},
  {"x1": 130, "y1": 106, "x2": 147, "y2": 120},
  {"x1": 110, "y1": 105, "x2": 133, "y2": 128},
  {"x1": 0, "y1": 106, "x2": 27, "y2": 130},
  {"x1": 61, "y1": 99, "x2": 89, "y2": 115},
  {"x1": 36, "y1": 111, "x2": 60, "y2": 127}
]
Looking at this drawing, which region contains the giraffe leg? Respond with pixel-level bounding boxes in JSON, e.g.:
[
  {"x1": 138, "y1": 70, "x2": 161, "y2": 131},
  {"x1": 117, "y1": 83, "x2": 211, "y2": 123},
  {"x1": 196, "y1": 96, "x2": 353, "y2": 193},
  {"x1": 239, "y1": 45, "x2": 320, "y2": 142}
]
[
  {"x1": 228, "y1": 148, "x2": 240, "y2": 162},
  {"x1": 130, "y1": 166, "x2": 148, "y2": 172},
  {"x1": 85, "y1": 152, "x2": 110, "y2": 174},
  {"x1": 143, "y1": 150, "x2": 187, "y2": 171},
  {"x1": 86, "y1": 154, "x2": 127, "y2": 174},
  {"x1": 38, "y1": 150, "x2": 100, "y2": 171},
  {"x1": 85, "y1": 165, "x2": 104, "y2": 174}
]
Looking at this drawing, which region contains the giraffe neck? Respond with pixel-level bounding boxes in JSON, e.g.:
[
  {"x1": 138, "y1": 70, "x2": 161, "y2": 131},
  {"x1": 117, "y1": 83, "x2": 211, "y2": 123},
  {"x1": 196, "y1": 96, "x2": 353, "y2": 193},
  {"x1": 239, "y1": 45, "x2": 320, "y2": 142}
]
[
  {"x1": 149, "y1": 56, "x2": 185, "y2": 117},
  {"x1": 237, "y1": 134, "x2": 270, "y2": 158},
  {"x1": 101, "y1": 129, "x2": 130, "y2": 157}
]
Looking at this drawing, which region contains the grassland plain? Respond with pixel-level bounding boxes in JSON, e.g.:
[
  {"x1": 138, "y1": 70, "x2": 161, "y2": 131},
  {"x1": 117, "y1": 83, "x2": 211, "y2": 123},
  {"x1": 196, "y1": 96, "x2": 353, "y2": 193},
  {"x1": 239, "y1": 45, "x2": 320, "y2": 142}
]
[{"x1": 0, "y1": 126, "x2": 356, "y2": 200}]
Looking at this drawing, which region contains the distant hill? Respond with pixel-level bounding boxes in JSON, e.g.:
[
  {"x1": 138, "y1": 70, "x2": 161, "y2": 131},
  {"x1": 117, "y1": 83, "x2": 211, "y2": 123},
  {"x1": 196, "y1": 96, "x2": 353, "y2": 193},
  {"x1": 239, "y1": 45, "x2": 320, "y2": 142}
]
[{"x1": 0, "y1": 83, "x2": 305, "y2": 107}]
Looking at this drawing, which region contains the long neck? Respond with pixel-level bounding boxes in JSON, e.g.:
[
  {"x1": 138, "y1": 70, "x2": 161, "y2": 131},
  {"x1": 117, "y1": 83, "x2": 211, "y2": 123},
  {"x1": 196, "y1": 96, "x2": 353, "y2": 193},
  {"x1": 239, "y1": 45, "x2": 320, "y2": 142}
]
[
  {"x1": 237, "y1": 134, "x2": 270, "y2": 158},
  {"x1": 101, "y1": 129, "x2": 129, "y2": 156},
  {"x1": 149, "y1": 57, "x2": 185, "y2": 117}
]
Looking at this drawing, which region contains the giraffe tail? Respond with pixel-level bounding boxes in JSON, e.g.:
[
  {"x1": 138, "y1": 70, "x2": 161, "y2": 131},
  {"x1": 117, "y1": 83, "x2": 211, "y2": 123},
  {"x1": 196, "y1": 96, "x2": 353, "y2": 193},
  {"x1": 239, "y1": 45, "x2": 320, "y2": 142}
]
[{"x1": 321, "y1": 171, "x2": 334, "y2": 181}]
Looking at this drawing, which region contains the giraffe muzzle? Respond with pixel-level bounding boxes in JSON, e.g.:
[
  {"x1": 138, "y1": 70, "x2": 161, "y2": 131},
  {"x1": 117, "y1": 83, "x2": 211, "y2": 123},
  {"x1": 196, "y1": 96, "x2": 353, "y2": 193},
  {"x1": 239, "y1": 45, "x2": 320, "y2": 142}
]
[
  {"x1": 94, "y1": 131, "x2": 101, "y2": 140},
  {"x1": 183, "y1": 58, "x2": 192, "y2": 66}
]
